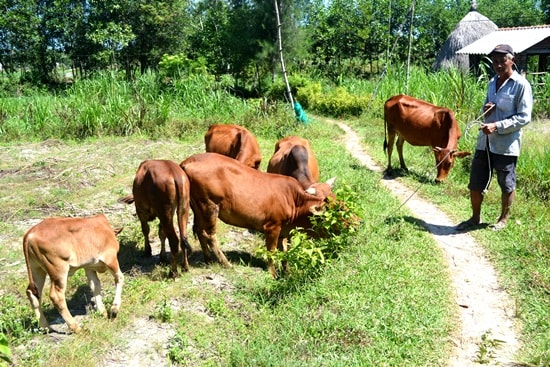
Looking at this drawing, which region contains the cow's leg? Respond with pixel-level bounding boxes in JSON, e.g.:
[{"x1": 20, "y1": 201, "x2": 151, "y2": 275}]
[
  {"x1": 207, "y1": 225, "x2": 230, "y2": 268},
  {"x1": 49, "y1": 271, "x2": 80, "y2": 333},
  {"x1": 84, "y1": 269, "x2": 107, "y2": 317},
  {"x1": 265, "y1": 228, "x2": 282, "y2": 278},
  {"x1": 158, "y1": 211, "x2": 180, "y2": 278},
  {"x1": 105, "y1": 258, "x2": 124, "y2": 319},
  {"x1": 192, "y1": 214, "x2": 213, "y2": 263},
  {"x1": 386, "y1": 129, "x2": 396, "y2": 175},
  {"x1": 26, "y1": 265, "x2": 50, "y2": 330},
  {"x1": 396, "y1": 135, "x2": 408, "y2": 171},
  {"x1": 137, "y1": 213, "x2": 153, "y2": 257},
  {"x1": 195, "y1": 205, "x2": 230, "y2": 268},
  {"x1": 158, "y1": 223, "x2": 168, "y2": 264},
  {"x1": 277, "y1": 237, "x2": 290, "y2": 274}
]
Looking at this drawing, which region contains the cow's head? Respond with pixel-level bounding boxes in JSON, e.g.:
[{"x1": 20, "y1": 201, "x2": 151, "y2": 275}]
[
  {"x1": 306, "y1": 177, "x2": 336, "y2": 200},
  {"x1": 433, "y1": 147, "x2": 471, "y2": 182}
]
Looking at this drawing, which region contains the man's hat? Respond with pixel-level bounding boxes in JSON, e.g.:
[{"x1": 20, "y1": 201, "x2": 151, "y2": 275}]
[{"x1": 489, "y1": 44, "x2": 514, "y2": 56}]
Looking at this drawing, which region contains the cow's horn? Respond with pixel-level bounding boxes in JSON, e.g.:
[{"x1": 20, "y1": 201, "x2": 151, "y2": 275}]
[
  {"x1": 325, "y1": 177, "x2": 336, "y2": 188},
  {"x1": 434, "y1": 146, "x2": 442, "y2": 152},
  {"x1": 306, "y1": 187, "x2": 317, "y2": 195}
]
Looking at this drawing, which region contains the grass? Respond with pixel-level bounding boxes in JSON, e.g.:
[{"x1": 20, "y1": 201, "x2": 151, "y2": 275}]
[{"x1": 1, "y1": 120, "x2": 457, "y2": 367}]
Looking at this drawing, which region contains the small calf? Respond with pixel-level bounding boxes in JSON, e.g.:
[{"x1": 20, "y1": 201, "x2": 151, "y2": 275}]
[{"x1": 23, "y1": 214, "x2": 124, "y2": 333}]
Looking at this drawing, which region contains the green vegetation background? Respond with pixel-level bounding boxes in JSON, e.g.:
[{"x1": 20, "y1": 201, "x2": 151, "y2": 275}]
[{"x1": 0, "y1": 68, "x2": 548, "y2": 366}]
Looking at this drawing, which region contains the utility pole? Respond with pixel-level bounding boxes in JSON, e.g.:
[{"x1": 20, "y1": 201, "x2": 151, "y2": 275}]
[{"x1": 274, "y1": 0, "x2": 294, "y2": 107}]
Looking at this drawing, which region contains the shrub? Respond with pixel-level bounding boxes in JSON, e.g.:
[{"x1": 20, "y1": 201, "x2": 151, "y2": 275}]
[
  {"x1": 257, "y1": 183, "x2": 361, "y2": 278},
  {"x1": 0, "y1": 332, "x2": 12, "y2": 367},
  {"x1": 297, "y1": 83, "x2": 371, "y2": 118}
]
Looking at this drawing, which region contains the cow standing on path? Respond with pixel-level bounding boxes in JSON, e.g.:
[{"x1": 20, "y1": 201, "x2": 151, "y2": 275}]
[
  {"x1": 204, "y1": 124, "x2": 262, "y2": 169},
  {"x1": 267, "y1": 136, "x2": 320, "y2": 190},
  {"x1": 383, "y1": 94, "x2": 470, "y2": 182},
  {"x1": 119, "y1": 159, "x2": 191, "y2": 277},
  {"x1": 180, "y1": 152, "x2": 336, "y2": 278},
  {"x1": 23, "y1": 214, "x2": 124, "y2": 333}
]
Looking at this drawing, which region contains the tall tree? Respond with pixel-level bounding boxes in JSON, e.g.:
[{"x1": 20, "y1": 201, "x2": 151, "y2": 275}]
[{"x1": 188, "y1": 0, "x2": 231, "y2": 75}]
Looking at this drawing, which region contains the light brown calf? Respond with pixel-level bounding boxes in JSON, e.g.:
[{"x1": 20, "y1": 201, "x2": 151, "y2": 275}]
[{"x1": 22, "y1": 214, "x2": 124, "y2": 333}]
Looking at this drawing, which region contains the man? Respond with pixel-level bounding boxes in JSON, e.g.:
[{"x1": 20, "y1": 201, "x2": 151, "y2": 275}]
[{"x1": 457, "y1": 44, "x2": 533, "y2": 231}]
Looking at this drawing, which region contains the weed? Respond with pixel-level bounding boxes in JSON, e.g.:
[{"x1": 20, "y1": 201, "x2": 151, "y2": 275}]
[
  {"x1": 257, "y1": 182, "x2": 361, "y2": 278},
  {"x1": 206, "y1": 297, "x2": 228, "y2": 318},
  {"x1": 168, "y1": 330, "x2": 192, "y2": 365},
  {"x1": 152, "y1": 297, "x2": 173, "y2": 323},
  {"x1": 474, "y1": 331, "x2": 505, "y2": 364},
  {"x1": 0, "y1": 294, "x2": 40, "y2": 343},
  {"x1": 0, "y1": 332, "x2": 12, "y2": 367}
]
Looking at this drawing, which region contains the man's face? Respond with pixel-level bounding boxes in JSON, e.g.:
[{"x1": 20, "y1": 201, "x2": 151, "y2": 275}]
[{"x1": 491, "y1": 53, "x2": 514, "y2": 74}]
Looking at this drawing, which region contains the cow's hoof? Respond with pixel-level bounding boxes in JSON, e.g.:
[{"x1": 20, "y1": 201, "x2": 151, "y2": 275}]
[{"x1": 110, "y1": 306, "x2": 119, "y2": 319}]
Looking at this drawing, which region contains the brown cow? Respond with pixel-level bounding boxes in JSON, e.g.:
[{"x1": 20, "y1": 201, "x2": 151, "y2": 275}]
[
  {"x1": 119, "y1": 159, "x2": 191, "y2": 277},
  {"x1": 204, "y1": 124, "x2": 262, "y2": 169},
  {"x1": 22, "y1": 214, "x2": 124, "y2": 333},
  {"x1": 267, "y1": 136, "x2": 320, "y2": 190},
  {"x1": 180, "y1": 152, "x2": 336, "y2": 278},
  {"x1": 383, "y1": 94, "x2": 470, "y2": 182}
]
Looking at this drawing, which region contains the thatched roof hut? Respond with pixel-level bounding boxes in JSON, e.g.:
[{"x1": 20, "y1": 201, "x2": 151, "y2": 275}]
[{"x1": 433, "y1": 1, "x2": 498, "y2": 71}]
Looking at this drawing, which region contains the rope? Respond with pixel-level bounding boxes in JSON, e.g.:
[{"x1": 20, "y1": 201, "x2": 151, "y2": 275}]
[
  {"x1": 463, "y1": 104, "x2": 495, "y2": 138},
  {"x1": 390, "y1": 149, "x2": 454, "y2": 213},
  {"x1": 392, "y1": 106, "x2": 495, "y2": 213}
]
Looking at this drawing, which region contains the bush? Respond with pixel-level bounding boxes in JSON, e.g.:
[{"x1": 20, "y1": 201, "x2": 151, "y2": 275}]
[
  {"x1": 257, "y1": 183, "x2": 361, "y2": 278},
  {"x1": 0, "y1": 332, "x2": 12, "y2": 367}
]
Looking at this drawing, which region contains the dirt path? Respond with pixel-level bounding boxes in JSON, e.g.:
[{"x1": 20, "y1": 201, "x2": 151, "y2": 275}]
[{"x1": 337, "y1": 122, "x2": 520, "y2": 367}]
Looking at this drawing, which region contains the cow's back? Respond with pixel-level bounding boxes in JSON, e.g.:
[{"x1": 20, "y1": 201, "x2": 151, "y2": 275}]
[
  {"x1": 204, "y1": 124, "x2": 261, "y2": 169},
  {"x1": 267, "y1": 136, "x2": 320, "y2": 188},
  {"x1": 181, "y1": 153, "x2": 327, "y2": 230},
  {"x1": 384, "y1": 94, "x2": 457, "y2": 147},
  {"x1": 133, "y1": 160, "x2": 187, "y2": 207},
  {"x1": 24, "y1": 214, "x2": 118, "y2": 269},
  {"x1": 182, "y1": 152, "x2": 296, "y2": 209}
]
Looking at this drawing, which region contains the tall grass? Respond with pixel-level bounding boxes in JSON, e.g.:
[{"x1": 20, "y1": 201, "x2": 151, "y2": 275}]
[{"x1": 0, "y1": 71, "x2": 296, "y2": 142}]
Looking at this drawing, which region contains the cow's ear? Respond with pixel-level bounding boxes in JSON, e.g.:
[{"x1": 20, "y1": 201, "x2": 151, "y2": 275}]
[
  {"x1": 325, "y1": 177, "x2": 336, "y2": 188},
  {"x1": 453, "y1": 151, "x2": 471, "y2": 158},
  {"x1": 306, "y1": 187, "x2": 317, "y2": 195},
  {"x1": 309, "y1": 204, "x2": 325, "y2": 215}
]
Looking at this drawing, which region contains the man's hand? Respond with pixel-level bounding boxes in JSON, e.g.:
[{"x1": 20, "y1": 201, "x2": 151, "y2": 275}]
[{"x1": 480, "y1": 122, "x2": 497, "y2": 135}]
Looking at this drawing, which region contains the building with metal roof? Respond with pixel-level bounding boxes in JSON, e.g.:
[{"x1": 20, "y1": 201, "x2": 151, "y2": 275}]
[{"x1": 456, "y1": 25, "x2": 550, "y2": 74}]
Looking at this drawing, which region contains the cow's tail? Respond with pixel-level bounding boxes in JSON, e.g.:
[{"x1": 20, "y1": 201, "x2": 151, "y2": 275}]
[
  {"x1": 22, "y1": 233, "x2": 39, "y2": 299},
  {"x1": 175, "y1": 172, "x2": 193, "y2": 255},
  {"x1": 179, "y1": 164, "x2": 199, "y2": 242},
  {"x1": 118, "y1": 194, "x2": 135, "y2": 205},
  {"x1": 383, "y1": 112, "x2": 388, "y2": 155}
]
